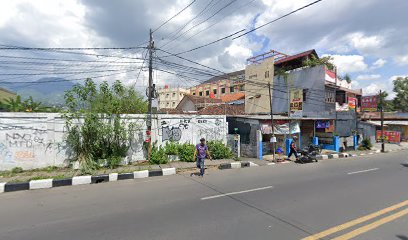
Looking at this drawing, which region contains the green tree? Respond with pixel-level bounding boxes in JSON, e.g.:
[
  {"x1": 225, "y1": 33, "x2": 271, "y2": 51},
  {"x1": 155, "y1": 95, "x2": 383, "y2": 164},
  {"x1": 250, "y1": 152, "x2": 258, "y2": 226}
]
[
  {"x1": 378, "y1": 91, "x2": 394, "y2": 112},
  {"x1": 303, "y1": 55, "x2": 336, "y2": 71},
  {"x1": 2, "y1": 95, "x2": 24, "y2": 112},
  {"x1": 343, "y1": 74, "x2": 352, "y2": 84},
  {"x1": 393, "y1": 77, "x2": 408, "y2": 112},
  {"x1": 63, "y1": 78, "x2": 147, "y2": 173}
]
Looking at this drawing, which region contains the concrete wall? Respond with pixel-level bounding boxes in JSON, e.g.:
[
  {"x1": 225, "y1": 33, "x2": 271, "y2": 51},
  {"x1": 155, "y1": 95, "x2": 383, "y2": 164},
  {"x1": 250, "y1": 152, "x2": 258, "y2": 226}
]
[
  {"x1": 272, "y1": 66, "x2": 335, "y2": 118},
  {"x1": 245, "y1": 58, "x2": 274, "y2": 114},
  {"x1": 0, "y1": 113, "x2": 226, "y2": 170}
]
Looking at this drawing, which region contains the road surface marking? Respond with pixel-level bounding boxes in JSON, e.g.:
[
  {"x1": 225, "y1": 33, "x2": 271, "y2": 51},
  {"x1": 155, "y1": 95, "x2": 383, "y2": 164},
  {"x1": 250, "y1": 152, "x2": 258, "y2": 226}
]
[
  {"x1": 333, "y1": 207, "x2": 408, "y2": 240},
  {"x1": 347, "y1": 168, "x2": 379, "y2": 175},
  {"x1": 302, "y1": 199, "x2": 408, "y2": 240},
  {"x1": 201, "y1": 186, "x2": 273, "y2": 200}
]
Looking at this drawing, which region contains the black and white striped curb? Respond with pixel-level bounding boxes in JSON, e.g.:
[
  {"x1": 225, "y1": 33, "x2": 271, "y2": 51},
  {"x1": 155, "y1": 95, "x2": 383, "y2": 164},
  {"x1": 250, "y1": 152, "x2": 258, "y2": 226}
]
[
  {"x1": 219, "y1": 161, "x2": 258, "y2": 170},
  {"x1": 0, "y1": 168, "x2": 176, "y2": 194},
  {"x1": 316, "y1": 147, "x2": 408, "y2": 160}
]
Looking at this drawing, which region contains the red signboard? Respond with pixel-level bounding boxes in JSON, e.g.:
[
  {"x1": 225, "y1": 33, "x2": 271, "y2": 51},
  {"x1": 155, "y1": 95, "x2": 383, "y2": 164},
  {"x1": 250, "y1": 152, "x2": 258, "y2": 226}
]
[
  {"x1": 376, "y1": 130, "x2": 401, "y2": 143},
  {"x1": 348, "y1": 97, "x2": 356, "y2": 110},
  {"x1": 362, "y1": 96, "x2": 378, "y2": 112}
]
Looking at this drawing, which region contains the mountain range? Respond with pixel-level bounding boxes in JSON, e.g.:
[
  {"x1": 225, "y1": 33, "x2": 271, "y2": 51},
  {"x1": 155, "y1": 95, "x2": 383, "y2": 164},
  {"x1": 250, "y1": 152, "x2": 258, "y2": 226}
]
[{"x1": 0, "y1": 78, "x2": 76, "y2": 105}]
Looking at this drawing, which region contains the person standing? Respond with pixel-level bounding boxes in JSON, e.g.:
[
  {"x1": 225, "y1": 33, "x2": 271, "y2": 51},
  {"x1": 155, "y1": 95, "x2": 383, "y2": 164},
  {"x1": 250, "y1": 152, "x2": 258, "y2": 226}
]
[
  {"x1": 288, "y1": 138, "x2": 299, "y2": 161},
  {"x1": 193, "y1": 138, "x2": 212, "y2": 177}
]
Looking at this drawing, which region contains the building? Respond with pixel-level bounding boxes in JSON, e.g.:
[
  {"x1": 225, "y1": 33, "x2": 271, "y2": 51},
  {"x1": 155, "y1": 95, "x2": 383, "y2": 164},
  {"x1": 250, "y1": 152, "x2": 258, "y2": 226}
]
[
  {"x1": 175, "y1": 95, "x2": 222, "y2": 112},
  {"x1": 189, "y1": 70, "x2": 245, "y2": 98},
  {"x1": 158, "y1": 86, "x2": 189, "y2": 109}
]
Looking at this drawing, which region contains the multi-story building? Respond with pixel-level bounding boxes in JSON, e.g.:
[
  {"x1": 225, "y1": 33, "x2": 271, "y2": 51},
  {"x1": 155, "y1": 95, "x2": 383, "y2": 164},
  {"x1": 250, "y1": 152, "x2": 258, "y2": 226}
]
[
  {"x1": 158, "y1": 86, "x2": 189, "y2": 109},
  {"x1": 189, "y1": 70, "x2": 245, "y2": 98}
]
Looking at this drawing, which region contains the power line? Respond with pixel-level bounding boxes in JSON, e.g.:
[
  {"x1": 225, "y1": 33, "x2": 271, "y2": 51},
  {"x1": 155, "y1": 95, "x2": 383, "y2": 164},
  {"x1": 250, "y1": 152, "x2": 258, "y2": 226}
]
[
  {"x1": 152, "y1": 0, "x2": 197, "y2": 33},
  {"x1": 232, "y1": 0, "x2": 323, "y2": 39},
  {"x1": 161, "y1": 0, "x2": 238, "y2": 50},
  {"x1": 167, "y1": 0, "x2": 323, "y2": 56}
]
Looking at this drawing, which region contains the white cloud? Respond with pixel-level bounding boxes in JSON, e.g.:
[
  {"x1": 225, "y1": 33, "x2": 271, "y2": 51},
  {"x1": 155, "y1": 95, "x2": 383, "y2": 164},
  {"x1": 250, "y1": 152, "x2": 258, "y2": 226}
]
[
  {"x1": 363, "y1": 83, "x2": 385, "y2": 95},
  {"x1": 395, "y1": 55, "x2": 408, "y2": 65},
  {"x1": 372, "y1": 58, "x2": 386, "y2": 69},
  {"x1": 348, "y1": 32, "x2": 384, "y2": 55},
  {"x1": 356, "y1": 74, "x2": 381, "y2": 81},
  {"x1": 324, "y1": 54, "x2": 368, "y2": 75}
]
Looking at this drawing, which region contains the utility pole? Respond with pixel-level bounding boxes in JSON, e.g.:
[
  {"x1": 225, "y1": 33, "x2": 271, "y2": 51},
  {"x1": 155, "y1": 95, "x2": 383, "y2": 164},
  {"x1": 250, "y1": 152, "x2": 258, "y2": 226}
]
[
  {"x1": 380, "y1": 90, "x2": 385, "y2": 153},
  {"x1": 147, "y1": 29, "x2": 154, "y2": 161},
  {"x1": 268, "y1": 82, "x2": 276, "y2": 162}
]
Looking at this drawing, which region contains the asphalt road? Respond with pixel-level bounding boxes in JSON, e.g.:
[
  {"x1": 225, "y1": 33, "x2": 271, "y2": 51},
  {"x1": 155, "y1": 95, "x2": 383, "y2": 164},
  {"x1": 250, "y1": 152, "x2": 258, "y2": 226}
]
[{"x1": 0, "y1": 151, "x2": 408, "y2": 240}]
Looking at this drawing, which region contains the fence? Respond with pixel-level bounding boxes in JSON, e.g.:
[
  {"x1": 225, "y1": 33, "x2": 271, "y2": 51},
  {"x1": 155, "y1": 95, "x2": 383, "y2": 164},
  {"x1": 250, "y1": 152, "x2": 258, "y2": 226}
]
[{"x1": 0, "y1": 113, "x2": 227, "y2": 170}]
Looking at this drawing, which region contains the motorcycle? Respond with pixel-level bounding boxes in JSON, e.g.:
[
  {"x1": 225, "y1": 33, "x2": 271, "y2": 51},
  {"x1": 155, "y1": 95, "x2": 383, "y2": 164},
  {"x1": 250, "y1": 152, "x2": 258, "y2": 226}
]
[{"x1": 296, "y1": 144, "x2": 321, "y2": 164}]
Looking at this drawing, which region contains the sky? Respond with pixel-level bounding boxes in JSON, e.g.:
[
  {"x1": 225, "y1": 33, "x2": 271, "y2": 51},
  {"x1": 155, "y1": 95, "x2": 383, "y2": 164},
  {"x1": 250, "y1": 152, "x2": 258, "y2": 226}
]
[{"x1": 0, "y1": 0, "x2": 407, "y2": 98}]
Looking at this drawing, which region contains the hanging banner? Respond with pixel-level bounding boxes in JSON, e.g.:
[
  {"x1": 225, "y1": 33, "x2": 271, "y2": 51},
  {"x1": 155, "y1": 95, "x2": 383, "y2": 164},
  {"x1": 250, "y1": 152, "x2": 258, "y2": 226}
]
[
  {"x1": 376, "y1": 130, "x2": 401, "y2": 143},
  {"x1": 348, "y1": 97, "x2": 356, "y2": 110},
  {"x1": 261, "y1": 121, "x2": 300, "y2": 135},
  {"x1": 362, "y1": 96, "x2": 378, "y2": 112},
  {"x1": 290, "y1": 89, "x2": 303, "y2": 118},
  {"x1": 336, "y1": 102, "x2": 349, "y2": 111}
]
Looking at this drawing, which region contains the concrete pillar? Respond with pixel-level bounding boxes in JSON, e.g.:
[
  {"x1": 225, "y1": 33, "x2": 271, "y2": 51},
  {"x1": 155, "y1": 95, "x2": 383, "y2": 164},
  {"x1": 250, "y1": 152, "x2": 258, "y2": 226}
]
[
  {"x1": 333, "y1": 136, "x2": 340, "y2": 152},
  {"x1": 256, "y1": 130, "x2": 262, "y2": 160},
  {"x1": 353, "y1": 135, "x2": 358, "y2": 150},
  {"x1": 312, "y1": 137, "x2": 319, "y2": 145}
]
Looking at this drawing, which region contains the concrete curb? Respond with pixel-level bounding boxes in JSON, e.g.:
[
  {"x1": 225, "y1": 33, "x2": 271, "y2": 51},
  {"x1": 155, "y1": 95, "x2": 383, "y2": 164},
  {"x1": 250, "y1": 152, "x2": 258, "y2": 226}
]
[
  {"x1": 0, "y1": 168, "x2": 176, "y2": 194},
  {"x1": 219, "y1": 161, "x2": 257, "y2": 170}
]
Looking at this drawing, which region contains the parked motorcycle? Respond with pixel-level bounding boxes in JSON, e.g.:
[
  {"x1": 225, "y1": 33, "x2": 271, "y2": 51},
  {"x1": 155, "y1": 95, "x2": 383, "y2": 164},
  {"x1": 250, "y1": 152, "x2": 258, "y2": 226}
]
[{"x1": 296, "y1": 144, "x2": 321, "y2": 164}]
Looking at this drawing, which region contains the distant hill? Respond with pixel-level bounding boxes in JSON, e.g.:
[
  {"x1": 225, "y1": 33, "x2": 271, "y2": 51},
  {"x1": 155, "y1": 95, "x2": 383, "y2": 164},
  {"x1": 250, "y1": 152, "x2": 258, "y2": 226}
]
[{"x1": 0, "y1": 77, "x2": 75, "y2": 105}]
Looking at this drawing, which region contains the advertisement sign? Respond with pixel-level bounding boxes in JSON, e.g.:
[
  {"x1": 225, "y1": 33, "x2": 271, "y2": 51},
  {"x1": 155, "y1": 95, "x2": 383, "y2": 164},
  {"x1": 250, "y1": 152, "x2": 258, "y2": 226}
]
[
  {"x1": 316, "y1": 120, "x2": 330, "y2": 129},
  {"x1": 261, "y1": 121, "x2": 300, "y2": 135},
  {"x1": 376, "y1": 130, "x2": 401, "y2": 143},
  {"x1": 362, "y1": 96, "x2": 378, "y2": 112},
  {"x1": 290, "y1": 89, "x2": 303, "y2": 118},
  {"x1": 348, "y1": 97, "x2": 356, "y2": 110},
  {"x1": 336, "y1": 102, "x2": 349, "y2": 111}
]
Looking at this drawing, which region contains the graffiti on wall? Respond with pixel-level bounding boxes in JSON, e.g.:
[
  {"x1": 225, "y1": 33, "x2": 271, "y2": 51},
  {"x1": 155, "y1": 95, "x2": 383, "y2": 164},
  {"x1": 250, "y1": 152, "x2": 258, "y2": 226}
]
[
  {"x1": 197, "y1": 118, "x2": 225, "y2": 141},
  {"x1": 161, "y1": 119, "x2": 192, "y2": 142}
]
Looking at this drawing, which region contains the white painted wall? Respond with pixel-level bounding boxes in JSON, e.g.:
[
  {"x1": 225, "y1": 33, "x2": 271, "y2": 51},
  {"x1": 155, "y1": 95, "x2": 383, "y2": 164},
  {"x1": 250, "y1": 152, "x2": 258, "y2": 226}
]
[{"x1": 0, "y1": 113, "x2": 226, "y2": 170}]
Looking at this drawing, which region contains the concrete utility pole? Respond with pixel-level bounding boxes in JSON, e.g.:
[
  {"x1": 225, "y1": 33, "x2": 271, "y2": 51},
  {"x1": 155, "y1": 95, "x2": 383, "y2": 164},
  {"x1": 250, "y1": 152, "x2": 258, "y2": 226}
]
[
  {"x1": 380, "y1": 90, "x2": 385, "y2": 153},
  {"x1": 268, "y1": 82, "x2": 276, "y2": 162},
  {"x1": 147, "y1": 29, "x2": 154, "y2": 161}
]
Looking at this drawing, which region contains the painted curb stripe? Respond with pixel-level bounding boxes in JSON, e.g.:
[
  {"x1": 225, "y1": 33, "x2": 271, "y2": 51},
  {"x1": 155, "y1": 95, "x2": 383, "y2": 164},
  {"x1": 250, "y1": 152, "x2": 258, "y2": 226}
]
[
  {"x1": 29, "y1": 179, "x2": 53, "y2": 189},
  {"x1": 52, "y1": 178, "x2": 72, "y2": 188},
  {"x1": 5, "y1": 182, "x2": 30, "y2": 192},
  {"x1": 91, "y1": 175, "x2": 109, "y2": 184},
  {"x1": 148, "y1": 170, "x2": 163, "y2": 177},
  {"x1": 117, "y1": 173, "x2": 134, "y2": 180}
]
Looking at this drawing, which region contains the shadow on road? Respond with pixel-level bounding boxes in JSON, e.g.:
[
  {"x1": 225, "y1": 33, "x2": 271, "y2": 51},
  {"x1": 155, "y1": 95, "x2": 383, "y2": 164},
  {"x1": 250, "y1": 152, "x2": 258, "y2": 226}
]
[
  {"x1": 400, "y1": 163, "x2": 408, "y2": 168},
  {"x1": 396, "y1": 235, "x2": 408, "y2": 240}
]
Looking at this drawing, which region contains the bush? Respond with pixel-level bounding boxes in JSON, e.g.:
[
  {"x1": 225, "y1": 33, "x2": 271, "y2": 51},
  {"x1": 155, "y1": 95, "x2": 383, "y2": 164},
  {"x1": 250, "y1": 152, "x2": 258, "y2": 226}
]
[
  {"x1": 164, "y1": 141, "x2": 179, "y2": 155},
  {"x1": 177, "y1": 143, "x2": 195, "y2": 162},
  {"x1": 207, "y1": 140, "x2": 233, "y2": 160},
  {"x1": 106, "y1": 156, "x2": 123, "y2": 169},
  {"x1": 150, "y1": 144, "x2": 169, "y2": 164},
  {"x1": 360, "y1": 138, "x2": 372, "y2": 150},
  {"x1": 11, "y1": 167, "x2": 23, "y2": 174}
]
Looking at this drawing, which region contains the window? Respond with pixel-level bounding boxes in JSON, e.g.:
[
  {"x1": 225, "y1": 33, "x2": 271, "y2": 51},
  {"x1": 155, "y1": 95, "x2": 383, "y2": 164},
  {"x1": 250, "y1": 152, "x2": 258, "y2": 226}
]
[
  {"x1": 325, "y1": 90, "x2": 335, "y2": 103},
  {"x1": 166, "y1": 102, "x2": 169, "y2": 106},
  {"x1": 199, "y1": 91, "x2": 203, "y2": 96},
  {"x1": 172, "y1": 93, "x2": 176, "y2": 98},
  {"x1": 172, "y1": 102, "x2": 176, "y2": 107},
  {"x1": 193, "y1": 92, "x2": 196, "y2": 95},
  {"x1": 213, "y1": 89, "x2": 217, "y2": 95},
  {"x1": 265, "y1": 70, "x2": 270, "y2": 79},
  {"x1": 240, "y1": 85, "x2": 245, "y2": 91},
  {"x1": 303, "y1": 89, "x2": 308, "y2": 102},
  {"x1": 206, "y1": 90, "x2": 210, "y2": 96},
  {"x1": 221, "y1": 88, "x2": 226, "y2": 94},
  {"x1": 166, "y1": 93, "x2": 169, "y2": 99},
  {"x1": 230, "y1": 86, "x2": 235, "y2": 93}
]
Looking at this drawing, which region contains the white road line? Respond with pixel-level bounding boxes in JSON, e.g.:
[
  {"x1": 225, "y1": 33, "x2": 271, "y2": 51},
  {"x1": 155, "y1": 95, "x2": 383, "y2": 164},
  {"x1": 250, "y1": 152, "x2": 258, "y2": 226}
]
[
  {"x1": 201, "y1": 186, "x2": 273, "y2": 200},
  {"x1": 347, "y1": 168, "x2": 379, "y2": 175}
]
